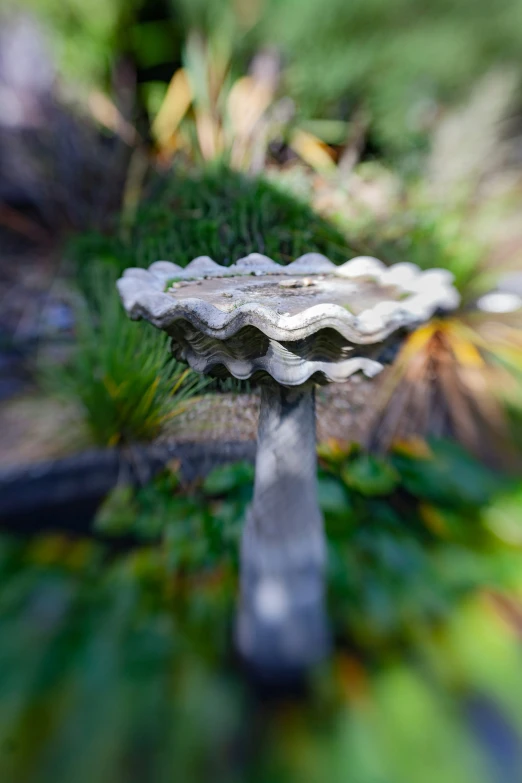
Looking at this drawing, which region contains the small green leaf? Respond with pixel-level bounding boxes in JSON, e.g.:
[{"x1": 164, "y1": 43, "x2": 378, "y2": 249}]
[
  {"x1": 202, "y1": 461, "x2": 254, "y2": 496},
  {"x1": 318, "y1": 475, "x2": 351, "y2": 514},
  {"x1": 342, "y1": 455, "x2": 399, "y2": 496},
  {"x1": 484, "y1": 482, "x2": 522, "y2": 544},
  {"x1": 393, "y1": 439, "x2": 503, "y2": 508},
  {"x1": 94, "y1": 484, "x2": 138, "y2": 535}
]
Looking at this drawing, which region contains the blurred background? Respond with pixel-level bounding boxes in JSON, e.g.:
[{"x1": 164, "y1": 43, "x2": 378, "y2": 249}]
[{"x1": 2, "y1": 0, "x2": 522, "y2": 780}]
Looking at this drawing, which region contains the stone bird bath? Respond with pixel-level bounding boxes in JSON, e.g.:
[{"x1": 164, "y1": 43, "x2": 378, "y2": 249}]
[{"x1": 118, "y1": 253, "x2": 459, "y2": 678}]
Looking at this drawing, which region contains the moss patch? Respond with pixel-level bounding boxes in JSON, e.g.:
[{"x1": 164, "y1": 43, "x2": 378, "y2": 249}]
[{"x1": 71, "y1": 166, "x2": 355, "y2": 291}]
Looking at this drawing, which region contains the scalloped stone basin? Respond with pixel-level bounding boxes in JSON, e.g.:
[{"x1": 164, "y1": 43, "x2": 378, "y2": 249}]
[{"x1": 118, "y1": 253, "x2": 458, "y2": 342}]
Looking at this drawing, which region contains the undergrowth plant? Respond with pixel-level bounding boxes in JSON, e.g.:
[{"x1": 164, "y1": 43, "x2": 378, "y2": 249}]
[
  {"x1": 1, "y1": 442, "x2": 522, "y2": 781},
  {"x1": 351, "y1": 203, "x2": 487, "y2": 298},
  {"x1": 50, "y1": 269, "x2": 206, "y2": 446},
  {"x1": 347, "y1": 202, "x2": 522, "y2": 460},
  {"x1": 95, "y1": 439, "x2": 519, "y2": 653}
]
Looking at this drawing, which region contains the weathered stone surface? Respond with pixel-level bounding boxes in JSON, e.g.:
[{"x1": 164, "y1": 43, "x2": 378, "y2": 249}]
[{"x1": 117, "y1": 254, "x2": 459, "y2": 344}]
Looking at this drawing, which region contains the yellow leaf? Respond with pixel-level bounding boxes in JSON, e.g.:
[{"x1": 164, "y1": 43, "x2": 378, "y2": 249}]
[
  {"x1": 289, "y1": 128, "x2": 336, "y2": 173},
  {"x1": 400, "y1": 323, "x2": 437, "y2": 361},
  {"x1": 227, "y1": 76, "x2": 274, "y2": 137},
  {"x1": 28, "y1": 535, "x2": 69, "y2": 566},
  {"x1": 103, "y1": 375, "x2": 126, "y2": 399},
  {"x1": 419, "y1": 503, "x2": 449, "y2": 537},
  {"x1": 195, "y1": 109, "x2": 222, "y2": 160},
  {"x1": 151, "y1": 68, "x2": 192, "y2": 147},
  {"x1": 449, "y1": 333, "x2": 484, "y2": 367},
  {"x1": 140, "y1": 376, "x2": 160, "y2": 411},
  {"x1": 170, "y1": 368, "x2": 191, "y2": 396},
  {"x1": 317, "y1": 438, "x2": 353, "y2": 462},
  {"x1": 392, "y1": 437, "x2": 432, "y2": 459}
]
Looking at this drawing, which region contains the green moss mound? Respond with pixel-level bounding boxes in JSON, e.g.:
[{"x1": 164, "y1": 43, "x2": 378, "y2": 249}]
[{"x1": 71, "y1": 166, "x2": 354, "y2": 285}]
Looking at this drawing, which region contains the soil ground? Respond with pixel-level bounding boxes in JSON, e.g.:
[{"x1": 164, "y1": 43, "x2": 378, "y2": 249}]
[{"x1": 0, "y1": 377, "x2": 375, "y2": 468}]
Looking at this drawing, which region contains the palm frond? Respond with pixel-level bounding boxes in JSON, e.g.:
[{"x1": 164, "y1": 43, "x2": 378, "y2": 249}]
[{"x1": 364, "y1": 317, "x2": 522, "y2": 468}]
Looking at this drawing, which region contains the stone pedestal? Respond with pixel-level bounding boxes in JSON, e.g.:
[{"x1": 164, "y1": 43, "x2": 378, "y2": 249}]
[{"x1": 237, "y1": 382, "x2": 329, "y2": 674}]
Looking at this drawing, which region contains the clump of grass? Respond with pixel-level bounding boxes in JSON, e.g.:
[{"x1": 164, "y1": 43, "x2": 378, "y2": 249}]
[{"x1": 50, "y1": 268, "x2": 207, "y2": 447}]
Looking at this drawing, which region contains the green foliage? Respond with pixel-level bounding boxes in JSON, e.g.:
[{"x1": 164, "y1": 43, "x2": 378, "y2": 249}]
[
  {"x1": 174, "y1": 0, "x2": 522, "y2": 156},
  {"x1": 47, "y1": 268, "x2": 206, "y2": 446},
  {"x1": 0, "y1": 443, "x2": 522, "y2": 783},
  {"x1": 23, "y1": 0, "x2": 522, "y2": 160},
  {"x1": 341, "y1": 453, "x2": 399, "y2": 497},
  {"x1": 93, "y1": 440, "x2": 519, "y2": 657},
  {"x1": 69, "y1": 233, "x2": 134, "y2": 299},
  {"x1": 96, "y1": 461, "x2": 253, "y2": 560},
  {"x1": 19, "y1": 0, "x2": 137, "y2": 89},
  {"x1": 392, "y1": 440, "x2": 504, "y2": 509},
  {"x1": 0, "y1": 534, "x2": 243, "y2": 783},
  {"x1": 201, "y1": 460, "x2": 255, "y2": 496},
  {"x1": 260, "y1": 0, "x2": 522, "y2": 155},
  {"x1": 317, "y1": 438, "x2": 517, "y2": 651},
  {"x1": 1, "y1": 445, "x2": 522, "y2": 781},
  {"x1": 350, "y1": 204, "x2": 486, "y2": 295}
]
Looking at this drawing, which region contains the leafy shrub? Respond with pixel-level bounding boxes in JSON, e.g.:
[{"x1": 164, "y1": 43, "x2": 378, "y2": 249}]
[
  {"x1": 28, "y1": 0, "x2": 522, "y2": 158},
  {"x1": 350, "y1": 204, "x2": 485, "y2": 295}
]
